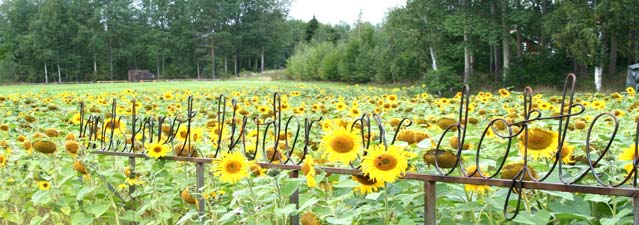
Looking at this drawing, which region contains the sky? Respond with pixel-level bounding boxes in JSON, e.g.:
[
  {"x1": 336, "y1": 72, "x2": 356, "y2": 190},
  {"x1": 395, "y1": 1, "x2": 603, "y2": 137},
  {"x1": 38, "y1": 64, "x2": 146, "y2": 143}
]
[{"x1": 288, "y1": 0, "x2": 406, "y2": 25}]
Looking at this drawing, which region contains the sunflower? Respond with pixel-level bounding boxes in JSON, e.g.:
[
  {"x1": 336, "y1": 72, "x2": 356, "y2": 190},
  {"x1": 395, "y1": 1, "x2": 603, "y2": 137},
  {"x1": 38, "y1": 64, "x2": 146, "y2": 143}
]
[
  {"x1": 518, "y1": 128, "x2": 558, "y2": 159},
  {"x1": 38, "y1": 181, "x2": 51, "y2": 191},
  {"x1": 498, "y1": 88, "x2": 511, "y2": 97},
  {"x1": 335, "y1": 101, "x2": 346, "y2": 111},
  {"x1": 362, "y1": 144, "x2": 408, "y2": 183},
  {"x1": 396, "y1": 130, "x2": 415, "y2": 144},
  {"x1": 321, "y1": 127, "x2": 361, "y2": 164},
  {"x1": 627, "y1": 87, "x2": 636, "y2": 96},
  {"x1": 104, "y1": 118, "x2": 125, "y2": 133},
  {"x1": 0, "y1": 155, "x2": 6, "y2": 167},
  {"x1": 0, "y1": 124, "x2": 8, "y2": 132},
  {"x1": 464, "y1": 165, "x2": 490, "y2": 194},
  {"x1": 349, "y1": 107, "x2": 361, "y2": 118},
  {"x1": 69, "y1": 113, "x2": 82, "y2": 125},
  {"x1": 387, "y1": 94, "x2": 398, "y2": 102},
  {"x1": 500, "y1": 163, "x2": 538, "y2": 180},
  {"x1": 181, "y1": 188, "x2": 197, "y2": 205},
  {"x1": 437, "y1": 117, "x2": 457, "y2": 130},
  {"x1": 574, "y1": 120, "x2": 587, "y2": 130},
  {"x1": 591, "y1": 100, "x2": 606, "y2": 110},
  {"x1": 301, "y1": 211, "x2": 321, "y2": 225},
  {"x1": 65, "y1": 141, "x2": 80, "y2": 156},
  {"x1": 558, "y1": 144, "x2": 575, "y2": 164},
  {"x1": 423, "y1": 149, "x2": 458, "y2": 168},
  {"x1": 176, "y1": 126, "x2": 203, "y2": 142},
  {"x1": 146, "y1": 143, "x2": 169, "y2": 159},
  {"x1": 450, "y1": 136, "x2": 470, "y2": 150},
  {"x1": 352, "y1": 174, "x2": 384, "y2": 194},
  {"x1": 74, "y1": 160, "x2": 91, "y2": 180},
  {"x1": 290, "y1": 91, "x2": 301, "y2": 97},
  {"x1": 301, "y1": 155, "x2": 317, "y2": 188},
  {"x1": 249, "y1": 162, "x2": 266, "y2": 176},
  {"x1": 214, "y1": 152, "x2": 249, "y2": 184},
  {"x1": 619, "y1": 144, "x2": 637, "y2": 161},
  {"x1": 257, "y1": 105, "x2": 269, "y2": 114},
  {"x1": 33, "y1": 140, "x2": 57, "y2": 154}
]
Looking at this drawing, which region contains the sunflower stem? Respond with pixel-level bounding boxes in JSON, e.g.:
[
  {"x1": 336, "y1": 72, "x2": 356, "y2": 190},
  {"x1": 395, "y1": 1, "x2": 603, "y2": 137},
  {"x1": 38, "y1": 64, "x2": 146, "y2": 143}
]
[
  {"x1": 464, "y1": 189, "x2": 479, "y2": 224},
  {"x1": 246, "y1": 177, "x2": 259, "y2": 222},
  {"x1": 110, "y1": 194, "x2": 121, "y2": 225},
  {"x1": 522, "y1": 190, "x2": 532, "y2": 213},
  {"x1": 383, "y1": 183, "x2": 390, "y2": 224}
]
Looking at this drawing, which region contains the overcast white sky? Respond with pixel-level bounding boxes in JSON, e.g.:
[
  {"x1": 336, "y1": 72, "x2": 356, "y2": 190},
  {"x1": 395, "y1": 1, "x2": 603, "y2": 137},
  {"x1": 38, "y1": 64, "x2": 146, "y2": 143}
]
[{"x1": 288, "y1": 0, "x2": 406, "y2": 25}]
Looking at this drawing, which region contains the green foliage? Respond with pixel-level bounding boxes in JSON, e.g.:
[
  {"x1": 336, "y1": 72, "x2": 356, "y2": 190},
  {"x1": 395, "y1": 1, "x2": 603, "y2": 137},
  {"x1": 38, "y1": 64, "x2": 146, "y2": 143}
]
[
  {"x1": 0, "y1": 0, "x2": 297, "y2": 83},
  {"x1": 423, "y1": 66, "x2": 460, "y2": 95},
  {"x1": 305, "y1": 16, "x2": 319, "y2": 42},
  {"x1": 506, "y1": 52, "x2": 572, "y2": 88}
]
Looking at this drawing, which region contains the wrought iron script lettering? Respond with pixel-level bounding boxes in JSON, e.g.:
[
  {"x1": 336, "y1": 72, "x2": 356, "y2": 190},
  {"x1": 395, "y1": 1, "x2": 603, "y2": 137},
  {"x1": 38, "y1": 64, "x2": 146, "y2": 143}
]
[{"x1": 78, "y1": 74, "x2": 639, "y2": 225}]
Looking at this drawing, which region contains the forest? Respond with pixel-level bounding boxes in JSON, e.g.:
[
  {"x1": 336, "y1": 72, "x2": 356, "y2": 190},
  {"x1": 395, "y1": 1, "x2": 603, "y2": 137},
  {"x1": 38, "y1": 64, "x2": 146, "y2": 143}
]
[{"x1": 1, "y1": 0, "x2": 638, "y2": 91}]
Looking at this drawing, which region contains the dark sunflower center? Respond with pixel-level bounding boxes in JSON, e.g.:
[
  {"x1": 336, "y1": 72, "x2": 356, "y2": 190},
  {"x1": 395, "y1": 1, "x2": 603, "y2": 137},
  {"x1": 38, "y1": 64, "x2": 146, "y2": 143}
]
[
  {"x1": 225, "y1": 160, "x2": 241, "y2": 174},
  {"x1": 43, "y1": 183, "x2": 49, "y2": 188},
  {"x1": 330, "y1": 136, "x2": 354, "y2": 153},
  {"x1": 354, "y1": 175, "x2": 377, "y2": 185},
  {"x1": 180, "y1": 131, "x2": 188, "y2": 139},
  {"x1": 559, "y1": 146, "x2": 570, "y2": 158},
  {"x1": 526, "y1": 130, "x2": 552, "y2": 150},
  {"x1": 153, "y1": 146, "x2": 163, "y2": 153},
  {"x1": 374, "y1": 154, "x2": 397, "y2": 171},
  {"x1": 301, "y1": 163, "x2": 311, "y2": 176}
]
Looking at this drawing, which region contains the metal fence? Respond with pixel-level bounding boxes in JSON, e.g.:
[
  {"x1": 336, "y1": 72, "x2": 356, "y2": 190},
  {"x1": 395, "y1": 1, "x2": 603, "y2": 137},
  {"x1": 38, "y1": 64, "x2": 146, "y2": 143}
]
[{"x1": 79, "y1": 74, "x2": 639, "y2": 225}]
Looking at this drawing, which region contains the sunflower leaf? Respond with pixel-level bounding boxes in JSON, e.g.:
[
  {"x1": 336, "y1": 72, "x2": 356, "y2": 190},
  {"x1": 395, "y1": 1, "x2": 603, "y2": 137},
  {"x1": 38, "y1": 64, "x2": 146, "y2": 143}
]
[
  {"x1": 86, "y1": 203, "x2": 110, "y2": 218},
  {"x1": 365, "y1": 192, "x2": 381, "y2": 200},
  {"x1": 32, "y1": 190, "x2": 51, "y2": 204},
  {"x1": 176, "y1": 211, "x2": 197, "y2": 225},
  {"x1": 397, "y1": 217, "x2": 418, "y2": 225},
  {"x1": 281, "y1": 179, "x2": 303, "y2": 196},
  {"x1": 326, "y1": 216, "x2": 353, "y2": 225},
  {"x1": 299, "y1": 197, "x2": 319, "y2": 211},
  {"x1": 275, "y1": 204, "x2": 296, "y2": 216},
  {"x1": 584, "y1": 194, "x2": 610, "y2": 203},
  {"x1": 76, "y1": 186, "x2": 95, "y2": 201},
  {"x1": 71, "y1": 212, "x2": 94, "y2": 225}
]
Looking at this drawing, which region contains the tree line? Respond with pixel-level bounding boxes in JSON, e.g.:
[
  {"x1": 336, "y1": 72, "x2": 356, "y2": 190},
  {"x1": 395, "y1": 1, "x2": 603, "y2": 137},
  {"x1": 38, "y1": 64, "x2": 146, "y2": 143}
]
[
  {"x1": 287, "y1": 0, "x2": 639, "y2": 92},
  {"x1": 0, "y1": 0, "x2": 301, "y2": 82},
  {"x1": 1, "y1": 0, "x2": 638, "y2": 90}
]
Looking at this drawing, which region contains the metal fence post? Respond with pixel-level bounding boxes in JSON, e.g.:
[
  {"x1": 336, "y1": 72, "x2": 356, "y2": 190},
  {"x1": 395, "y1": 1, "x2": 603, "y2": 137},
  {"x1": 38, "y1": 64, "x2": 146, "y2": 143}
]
[
  {"x1": 425, "y1": 181, "x2": 436, "y2": 225},
  {"x1": 290, "y1": 170, "x2": 300, "y2": 225},
  {"x1": 196, "y1": 162, "x2": 206, "y2": 220},
  {"x1": 129, "y1": 156, "x2": 136, "y2": 194},
  {"x1": 634, "y1": 194, "x2": 639, "y2": 225}
]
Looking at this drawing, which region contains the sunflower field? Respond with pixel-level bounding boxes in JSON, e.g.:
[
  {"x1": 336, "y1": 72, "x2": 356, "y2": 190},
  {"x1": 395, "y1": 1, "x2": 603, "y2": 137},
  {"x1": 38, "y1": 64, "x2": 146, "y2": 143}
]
[{"x1": 0, "y1": 80, "x2": 638, "y2": 225}]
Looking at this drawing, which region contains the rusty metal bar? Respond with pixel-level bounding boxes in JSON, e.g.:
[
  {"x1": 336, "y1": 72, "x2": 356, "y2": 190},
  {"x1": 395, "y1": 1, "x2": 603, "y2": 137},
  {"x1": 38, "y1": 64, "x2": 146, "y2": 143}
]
[
  {"x1": 290, "y1": 170, "x2": 300, "y2": 225},
  {"x1": 129, "y1": 156, "x2": 136, "y2": 194},
  {"x1": 634, "y1": 194, "x2": 639, "y2": 225},
  {"x1": 425, "y1": 181, "x2": 436, "y2": 225},
  {"x1": 196, "y1": 162, "x2": 206, "y2": 220},
  {"x1": 257, "y1": 163, "x2": 639, "y2": 197},
  {"x1": 93, "y1": 151, "x2": 213, "y2": 163}
]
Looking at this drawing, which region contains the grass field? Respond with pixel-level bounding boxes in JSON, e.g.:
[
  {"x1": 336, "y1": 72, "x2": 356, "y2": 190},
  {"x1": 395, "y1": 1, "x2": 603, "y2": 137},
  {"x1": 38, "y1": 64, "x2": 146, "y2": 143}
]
[{"x1": 0, "y1": 79, "x2": 352, "y2": 95}]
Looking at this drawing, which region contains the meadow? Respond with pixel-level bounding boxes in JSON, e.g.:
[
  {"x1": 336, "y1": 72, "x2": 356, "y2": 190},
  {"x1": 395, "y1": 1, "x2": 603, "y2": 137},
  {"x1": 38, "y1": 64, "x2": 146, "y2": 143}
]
[{"x1": 0, "y1": 79, "x2": 637, "y2": 225}]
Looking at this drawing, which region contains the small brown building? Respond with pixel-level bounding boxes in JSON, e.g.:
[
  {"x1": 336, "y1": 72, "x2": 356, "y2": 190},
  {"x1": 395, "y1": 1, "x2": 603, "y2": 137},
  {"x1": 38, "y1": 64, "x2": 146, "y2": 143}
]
[{"x1": 128, "y1": 70, "x2": 156, "y2": 82}]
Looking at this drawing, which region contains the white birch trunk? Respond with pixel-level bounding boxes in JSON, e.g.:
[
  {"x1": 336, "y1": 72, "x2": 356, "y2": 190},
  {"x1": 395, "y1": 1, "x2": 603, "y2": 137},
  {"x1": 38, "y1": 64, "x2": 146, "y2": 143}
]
[
  {"x1": 57, "y1": 63, "x2": 61, "y2": 83},
  {"x1": 429, "y1": 47, "x2": 438, "y2": 71},
  {"x1": 260, "y1": 48, "x2": 265, "y2": 73},
  {"x1": 44, "y1": 62, "x2": 48, "y2": 83},
  {"x1": 197, "y1": 61, "x2": 201, "y2": 80},
  {"x1": 594, "y1": 66, "x2": 603, "y2": 92}
]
